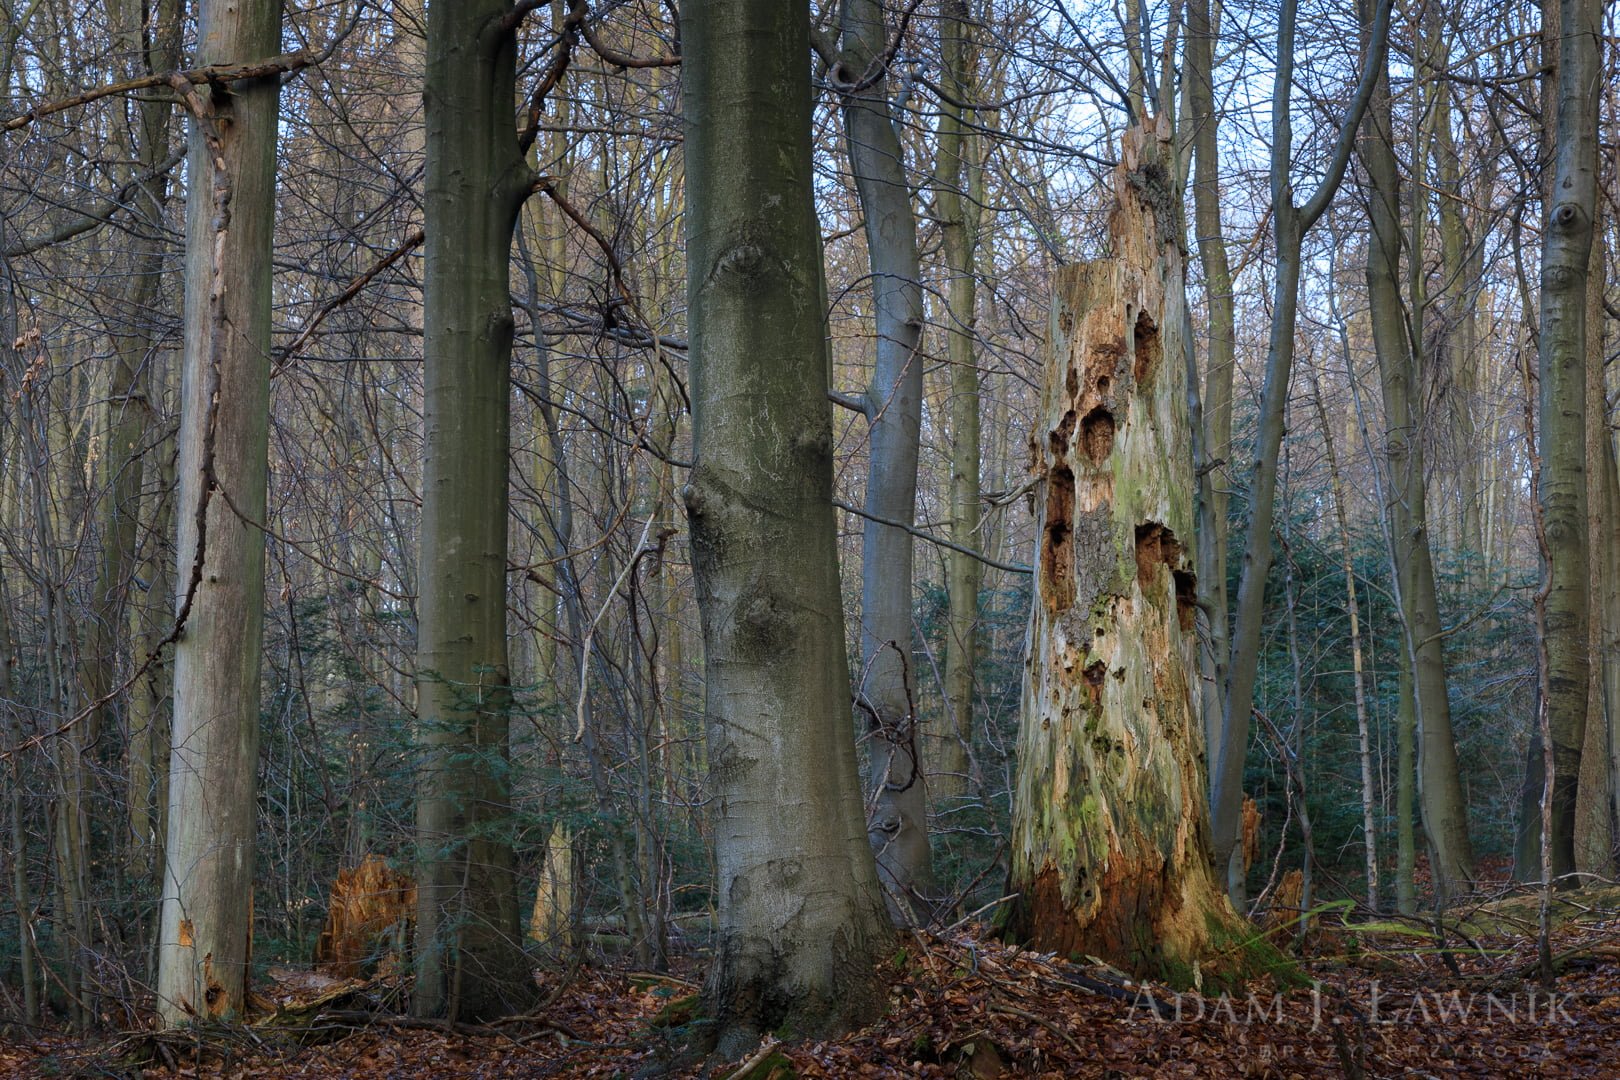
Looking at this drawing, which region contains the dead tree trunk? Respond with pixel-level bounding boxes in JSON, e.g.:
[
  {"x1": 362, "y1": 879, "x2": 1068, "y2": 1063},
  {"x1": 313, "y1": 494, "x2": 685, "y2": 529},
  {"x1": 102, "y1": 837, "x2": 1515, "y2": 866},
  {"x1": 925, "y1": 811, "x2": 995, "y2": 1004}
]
[
  {"x1": 156, "y1": 0, "x2": 281, "y2": 1024},
  {"x1": 1010, "y1": 120, "x2": 1242, "y2": 983}
]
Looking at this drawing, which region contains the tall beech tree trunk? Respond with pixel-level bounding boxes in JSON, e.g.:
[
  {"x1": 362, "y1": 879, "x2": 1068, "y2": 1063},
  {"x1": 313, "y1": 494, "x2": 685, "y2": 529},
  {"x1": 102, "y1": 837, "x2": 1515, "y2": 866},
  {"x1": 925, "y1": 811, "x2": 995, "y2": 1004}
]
[
  {"x1": 682, "y1": 0, "x2": 891, "y2": 1055},
  {"x1": 1359, "y1": 29, "x2": 1474, "y2": 901},
  {"x1": 412, "y1": 0, "x2": 536, "y2": 1020},
  {"x1": 1209, "y1": 0, "x2": 1390, "y2": 905},
  {"x1": 156, "y1": 0, "x2": 281, "y2": 1025},
  {"x1": 1575, "y1": 227, "x2": 1612, "y2": 873},
  {"x1": 1530, "y1": 0, "x2": 1600, "y2": 882},
  {"x1": 1010, "y1": 121, "x2": 1237, "y2": 980},
  {"x1": 931, "y1": 0, "x2": 982, "y2": 806},
  {"x1": 836, "y1": 0, "x2": 934, "y2": 922}
]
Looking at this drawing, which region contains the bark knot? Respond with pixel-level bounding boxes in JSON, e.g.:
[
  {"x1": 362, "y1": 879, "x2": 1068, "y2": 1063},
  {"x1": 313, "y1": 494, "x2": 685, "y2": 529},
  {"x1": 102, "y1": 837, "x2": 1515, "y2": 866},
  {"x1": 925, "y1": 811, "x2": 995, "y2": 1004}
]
[{"x1": 1550, "y1": 202, "x2": 1584, "y2": 231}]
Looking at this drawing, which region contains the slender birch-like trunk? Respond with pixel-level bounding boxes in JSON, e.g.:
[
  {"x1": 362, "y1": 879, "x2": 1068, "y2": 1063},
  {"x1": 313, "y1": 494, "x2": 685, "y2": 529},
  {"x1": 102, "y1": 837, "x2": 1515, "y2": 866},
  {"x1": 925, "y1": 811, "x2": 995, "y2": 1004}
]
[
  {"x1": 835, "y1": 0, "x2": 934, "y2": 922},
  {"x1": 931, "y1": 0, "x2": 982, "y2": 806},
  {"x1": 1210, "y1": 0, "x2": 1392, "y2": 904}
]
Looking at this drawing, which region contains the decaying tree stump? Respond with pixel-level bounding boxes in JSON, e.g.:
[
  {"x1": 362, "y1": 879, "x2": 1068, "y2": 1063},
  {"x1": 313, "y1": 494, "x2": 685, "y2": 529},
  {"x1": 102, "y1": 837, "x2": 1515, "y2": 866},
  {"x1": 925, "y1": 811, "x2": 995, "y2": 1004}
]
[
  {"x1": 1008, "y1": 118, "x2": 1258, "y2": 986},
  {"x1": 527, "y1": 822, "x2": 574, "y2": 946},
  {"x1": 314, "y1": 855, "x2": 416, "y2": 979}
]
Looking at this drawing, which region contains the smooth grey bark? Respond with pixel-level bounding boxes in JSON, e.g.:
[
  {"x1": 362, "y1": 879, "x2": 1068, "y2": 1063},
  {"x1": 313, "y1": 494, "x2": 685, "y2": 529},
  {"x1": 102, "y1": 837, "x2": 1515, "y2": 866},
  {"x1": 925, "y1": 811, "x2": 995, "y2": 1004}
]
[
  {"x1": 413, "y1": 0, "x2": 536, "y2": 1020},
  {"x1": 682, "y1": 0, "x2": 891, "y2": 1055},
  {"x1": 156, "y1": 0, "x2": 281, "y2": 1026},
  {"x1": 836, "y1": 0, "x2": 933, "y2": 923},
  {"x1": 1531, "y1": 0, "x2": 1600, "y2": 880},
  {"x1": 1208, "y1": 0, "x2": 1392, "y2": 904},
  {"x1": 1359, "y1": 34, "x2": 1474, "y2": 901}
]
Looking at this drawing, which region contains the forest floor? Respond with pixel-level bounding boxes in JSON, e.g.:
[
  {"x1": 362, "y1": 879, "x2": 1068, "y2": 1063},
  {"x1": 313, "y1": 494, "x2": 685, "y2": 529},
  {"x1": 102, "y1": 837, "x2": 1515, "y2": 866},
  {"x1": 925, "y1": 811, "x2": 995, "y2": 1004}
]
[{"x1": 4, "y1": 882, "x2": 1620, "y2": 1078}]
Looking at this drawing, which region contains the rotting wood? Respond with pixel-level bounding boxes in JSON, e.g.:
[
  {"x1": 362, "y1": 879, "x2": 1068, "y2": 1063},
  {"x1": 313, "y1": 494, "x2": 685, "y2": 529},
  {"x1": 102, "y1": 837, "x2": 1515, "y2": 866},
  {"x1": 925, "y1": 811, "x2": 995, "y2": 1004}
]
[
  {"x1": 1009, "y1": 119, "x2": 1258, "y2": 988},
  {"x1": 315, "y1": 855, "x2": 416, "y2": 980}
]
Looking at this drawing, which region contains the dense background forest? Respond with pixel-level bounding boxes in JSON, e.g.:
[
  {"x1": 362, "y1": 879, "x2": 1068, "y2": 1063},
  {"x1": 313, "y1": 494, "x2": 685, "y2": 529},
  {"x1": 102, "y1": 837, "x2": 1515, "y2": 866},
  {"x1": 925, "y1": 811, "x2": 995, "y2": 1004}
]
[{"x1": 1, "y1": 0, "x2": 1617, "y2": 1072}]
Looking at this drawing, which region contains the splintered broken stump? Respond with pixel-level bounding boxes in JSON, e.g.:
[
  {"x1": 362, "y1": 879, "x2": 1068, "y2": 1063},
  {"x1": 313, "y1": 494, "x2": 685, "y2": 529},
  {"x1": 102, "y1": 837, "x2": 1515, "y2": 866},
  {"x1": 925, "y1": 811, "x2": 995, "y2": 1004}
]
[
  {"x1": 314, "y1": 855, "x2": 416, "y2": 979},
  {"x1": 1008, "y1": 117, "x2": 1251, "y2": 987}
]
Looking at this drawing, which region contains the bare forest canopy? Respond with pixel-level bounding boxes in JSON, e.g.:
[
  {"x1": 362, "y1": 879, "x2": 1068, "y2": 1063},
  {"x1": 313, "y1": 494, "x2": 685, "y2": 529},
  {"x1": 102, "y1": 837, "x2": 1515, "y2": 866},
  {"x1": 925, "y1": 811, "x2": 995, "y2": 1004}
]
[{"x1": 1, "y1": 0, "x2": 1618, "y2": 1074}]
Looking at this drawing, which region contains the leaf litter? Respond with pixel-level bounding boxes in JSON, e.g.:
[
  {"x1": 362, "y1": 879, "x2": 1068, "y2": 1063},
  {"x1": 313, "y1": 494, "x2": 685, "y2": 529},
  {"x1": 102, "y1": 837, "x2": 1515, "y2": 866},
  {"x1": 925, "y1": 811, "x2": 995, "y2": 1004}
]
[{"x1": 4, "y1": 884, "x2": 1620, "y2": 1078}]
